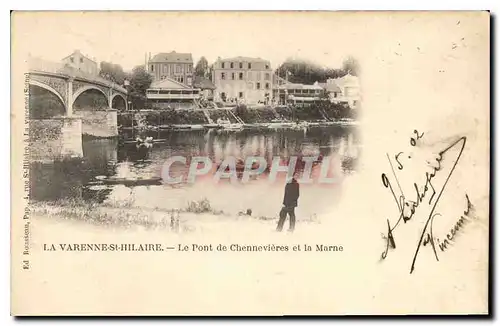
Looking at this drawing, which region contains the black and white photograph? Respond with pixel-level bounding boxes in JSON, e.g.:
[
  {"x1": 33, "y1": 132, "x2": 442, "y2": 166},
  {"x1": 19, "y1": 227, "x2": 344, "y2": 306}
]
[{"x1": 10, "y1": 11, "x2": 490, "y2": 316}]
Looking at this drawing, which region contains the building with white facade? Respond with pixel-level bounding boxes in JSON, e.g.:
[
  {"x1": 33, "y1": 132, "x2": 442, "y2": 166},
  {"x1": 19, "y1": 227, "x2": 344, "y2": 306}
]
[
  {"x1": 146, "y1": 77, "x2": 201, "y2": 110},
  {"x1": 274, "y1": 83, "x2": 324, "y2": 107},
  {"x1": 146, "y1": 51, "x2": 194, "y2": 86},
  {"x1": 322, "y1": 73, "x2": 360, "y2": 108},
  {"x1": 212, "y1": 56, "x2": 273, "y2": 105},
  {"x1": 61, "y1": 50, "x2": 99, "y2": 76}
]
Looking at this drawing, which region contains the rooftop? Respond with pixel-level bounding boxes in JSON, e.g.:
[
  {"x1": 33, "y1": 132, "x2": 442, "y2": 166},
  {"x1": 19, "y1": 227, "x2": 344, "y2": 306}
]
[
  {"x1": 278, "y1": 83, "x2": 324, "y2": 90},
  {"x1": 218, "y1": 56, "x2": 269, "y2": 63},
  {"x1": 328, "y1": 73, "x2": 360, "y2": 87},
  {"x1": 149, "y1": 77, "x2": 193, "y2": 90},
  {"x1": 149, "y1": 51, "x2": 193, "y2": 63},
  {"x1": 323, "y1": 82, "x2": 341, "y2": 92},
  {"x1": 61, "y1": 50, "x2": 97, "y2": 64}
]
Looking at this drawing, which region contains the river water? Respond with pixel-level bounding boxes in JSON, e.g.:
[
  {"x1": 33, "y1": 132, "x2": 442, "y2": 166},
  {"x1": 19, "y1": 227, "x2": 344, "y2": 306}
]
[{"x1": 30, "y1": 125, "x2": 360, "y2": 219}]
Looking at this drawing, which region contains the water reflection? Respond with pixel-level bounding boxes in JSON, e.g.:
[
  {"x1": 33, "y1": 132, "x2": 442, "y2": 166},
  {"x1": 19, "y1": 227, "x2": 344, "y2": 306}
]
[{"x1": 31, "y1": 126, "x2": 360, "y2": 217}]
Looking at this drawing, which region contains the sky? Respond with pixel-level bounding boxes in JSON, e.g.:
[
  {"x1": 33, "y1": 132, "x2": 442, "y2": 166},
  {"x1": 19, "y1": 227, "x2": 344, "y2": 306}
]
[{"x1": 13, "y1": 12, "x2": 366, "y2": 72}]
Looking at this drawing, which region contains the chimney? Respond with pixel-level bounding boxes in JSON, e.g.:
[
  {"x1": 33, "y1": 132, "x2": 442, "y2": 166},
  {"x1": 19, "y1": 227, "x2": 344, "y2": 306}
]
[{"x1": 149, "y1": 52, "x2": 151, "y2": 61}]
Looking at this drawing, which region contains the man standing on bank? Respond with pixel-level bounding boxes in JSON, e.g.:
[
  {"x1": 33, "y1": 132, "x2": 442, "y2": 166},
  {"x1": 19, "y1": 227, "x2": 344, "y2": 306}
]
[{"x1": 276, "y1": 176, "x2": 300, "y2": 232}]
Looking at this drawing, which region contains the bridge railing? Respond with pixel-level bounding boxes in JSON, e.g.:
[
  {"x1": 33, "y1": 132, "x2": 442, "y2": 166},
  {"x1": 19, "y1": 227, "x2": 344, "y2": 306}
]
[{"x1": 28, "y1": 56, "x2": 127, "y2": 94}]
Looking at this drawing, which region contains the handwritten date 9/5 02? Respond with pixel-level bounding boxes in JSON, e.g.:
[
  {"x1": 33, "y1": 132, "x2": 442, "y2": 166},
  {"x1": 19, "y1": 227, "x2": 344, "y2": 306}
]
[{"x1": 379, "y1": 130, "x2": 471, "y2": 274}]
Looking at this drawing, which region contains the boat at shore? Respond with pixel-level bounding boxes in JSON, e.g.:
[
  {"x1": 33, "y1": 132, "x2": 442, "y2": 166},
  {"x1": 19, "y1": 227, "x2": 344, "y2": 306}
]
[
  {"x1": 171, "y1": 124, "x2": 198, "y2": 130},
  {"x1": 221, "y1": 123, "x2": 243, "y2": 131},
  {"x1": 216, "y1": 118, "x2": 244, "y2": 131},
  {"x1": 267, "y1": 121, "x2": 296, "y2": 129},
  {"x1": 336, "y1": 118, "x2": 359, "y2": 126},
  {"x1": 291, "y1": 121, "x2": 310, "y2": 130},
  {"x1": 94, "y1": 176, "x2": 163, "y2": 187},
  {"x1": 123, "y1": 138, "x2": 167, "y2": 145},
  {"x1": 244, "y1": 123, "x2": 269, "y2": 130},
  {"x1": 203, "y1": 123, "x2": 223, "y2": 129}
]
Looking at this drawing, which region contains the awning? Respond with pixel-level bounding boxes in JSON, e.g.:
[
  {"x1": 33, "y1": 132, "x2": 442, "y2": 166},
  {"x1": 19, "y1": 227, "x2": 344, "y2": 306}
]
[{"x1": 288, "y1": 96, "x2": 319, "y2": 101}]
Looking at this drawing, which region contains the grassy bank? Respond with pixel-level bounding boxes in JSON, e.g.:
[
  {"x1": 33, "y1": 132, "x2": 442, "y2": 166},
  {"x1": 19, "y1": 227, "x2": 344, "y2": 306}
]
[
  {"x1": 118, "y1": 103, "x2": 356, "y2": 127},
  {"x1": 29, "y1": 197, "x2": 320, "y2": 232}
]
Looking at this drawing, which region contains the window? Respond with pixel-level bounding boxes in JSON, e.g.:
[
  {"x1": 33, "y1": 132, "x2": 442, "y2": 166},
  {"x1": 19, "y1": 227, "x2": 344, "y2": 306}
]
[
  {"x1": 231, "y1": 72, "x2": 235, "y2": 80},
  {"x1": 151, "y1": 65, "x2": 154, "y2": 71},
  {"x1": 256, "y1": 72, "x2": 261, "y2": 80},
  {"x1": 221, "y1": 62, "x2": 225, "y2": 69},
  {"x1": 265, "y1": 64, "x2": 269, "y2": 69},
  {"x1": 221, "y1": 92, "x2": 227, "y2": 101},
  {"x1": 239, "y1": 72, "x2": 243, "y2": 80},
  {"x1": 265, "y1": 83, "x2": 270, "y2": 90},
  {"x1": 265, "y1": 73, "x2": 270, "y2": 80},
  {"x1": 334, "y1": 92, "x2": 338, "y2": 98},
  {"x1": 221, "y1": 72, "x2": 226, "y2": 80},
  {"x1": 248, "y1": 63, "x2": 252, "y2": 69},
  {"x1": 176, "y1": 64, "x2": 181, "y2": 73},
  {"x1": 180, "y1": 77, "x2": 184, "y2": 83},
  {"x1": 247, "y1": 72, "x2": 253, "y2": 80},
  {"x1": 239, "y1": 62, "x2": 243, "y2": 69},
  {"x1": 80, "y1": 58, "x2": 84, "y2": 63},
  {"x1": 256, "y1": 82, "x2": 261, "y2": 90},
  {"x1": 70, "y1": 57, "x2": 74, "y2": 63},
  {"x1": 230, "y1": 62, "x2": 234, "y2": 69},
  {"x1": 239, "y1": 92, "x2": 243, "y2": 98}
]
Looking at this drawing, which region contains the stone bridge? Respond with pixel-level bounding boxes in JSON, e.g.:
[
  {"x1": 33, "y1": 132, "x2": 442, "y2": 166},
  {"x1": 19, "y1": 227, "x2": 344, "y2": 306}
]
[
  {"x1": 28, "y1": 58, "x2": 128, "y2": 115},
  {"x1": 28, "y1": 58, "x2": 129, "y2": 159}
]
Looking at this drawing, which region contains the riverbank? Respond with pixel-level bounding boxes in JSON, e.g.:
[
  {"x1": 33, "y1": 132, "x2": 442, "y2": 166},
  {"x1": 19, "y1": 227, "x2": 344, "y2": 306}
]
[
  {"x1": 29, "y1": 197, "x2": 320, "y2": 234},
  {"x1": 118, "y1": 119, "x2": 358, "y2": 133},
  {"x1": 117, "y1": 104, "x2": 357, "y2": 132}
]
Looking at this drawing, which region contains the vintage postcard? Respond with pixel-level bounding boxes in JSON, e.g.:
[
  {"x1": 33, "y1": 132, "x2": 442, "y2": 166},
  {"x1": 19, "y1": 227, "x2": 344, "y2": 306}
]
[{"x1": 11, "y1": 11, "x2": 490, "y2": 315}]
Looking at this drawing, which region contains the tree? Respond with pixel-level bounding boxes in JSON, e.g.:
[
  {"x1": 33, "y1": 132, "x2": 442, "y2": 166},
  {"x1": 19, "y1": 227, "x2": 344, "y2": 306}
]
[
  {"x1": 234, "y1": 104, "x2": 249, "y2": 121},
  {"x1": 126, "y1": 65, "x2": 153, "y2": 110},
  {"x1": 194, "y1": 56, "x2": 209, "y2": 78},
  {"x1": 341, "y1": 56, "x2": 360, "y2": 76},
  {"x1": 275, "y1": 58, "x2": 346, "y2": 84},
  {"x1": 99, "y1": 61, "x2": 126, "y2": 85}
]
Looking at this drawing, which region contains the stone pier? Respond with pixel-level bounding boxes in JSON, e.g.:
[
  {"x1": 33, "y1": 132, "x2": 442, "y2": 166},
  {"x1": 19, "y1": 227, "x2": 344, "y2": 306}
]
[
  {"x1": 79, "y1": 109, "x2": 119, "y2": 138},
  {"x1": 29, "y1": 117, "x2": 83, "y2": 161},
  {"x1": 59, "y1": 117, "x2": 83, "y2": 157},
  {"x1": 106, "y1": 109, "x2": 118, "y2": 137}
]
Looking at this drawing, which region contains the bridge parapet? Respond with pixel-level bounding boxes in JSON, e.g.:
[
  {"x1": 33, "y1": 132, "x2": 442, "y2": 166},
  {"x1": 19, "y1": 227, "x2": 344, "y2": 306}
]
[{"x1": 28, "y1": 56, "x2": 127, "y2": 94}]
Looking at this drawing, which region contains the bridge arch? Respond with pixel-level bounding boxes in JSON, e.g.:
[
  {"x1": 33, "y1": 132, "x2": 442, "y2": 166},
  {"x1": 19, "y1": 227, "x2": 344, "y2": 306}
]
[
  {"x1": 111, "y1": 93, "x2": 127, "y2": 110},
  {"x1": 29, "y1": 80, "x2": 65, "y2": 108},
  {"x1": 72, "y1": 85, "x2": 109, "y2": 109}
]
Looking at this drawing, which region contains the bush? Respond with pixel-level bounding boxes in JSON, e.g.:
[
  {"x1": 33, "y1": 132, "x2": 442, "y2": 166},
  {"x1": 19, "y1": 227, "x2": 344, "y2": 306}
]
[
  {"x1": 185, "y1": 198, "x2": 212, "y2": 214},
  {"x1": 208, "y1": 110, "x2": 238, "y2": 123},
  {"x1": 117, "y1": 112, "x2": 134, "y2": 127},
  {"x1": 118, "y1": 109, "x2": 208, "y2": 127},
  {"x1": 275, "y1": 106, "x2": 294, "y2": 120},
  {"x1": 322, "y1": 102, "x2": 353, "y2": 120}
]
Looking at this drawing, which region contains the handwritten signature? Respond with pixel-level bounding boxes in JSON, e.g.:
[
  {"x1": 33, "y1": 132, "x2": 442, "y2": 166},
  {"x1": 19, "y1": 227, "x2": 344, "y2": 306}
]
[{"x1": 380, "y1": 130, "x2": 471, "y2": 274}]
